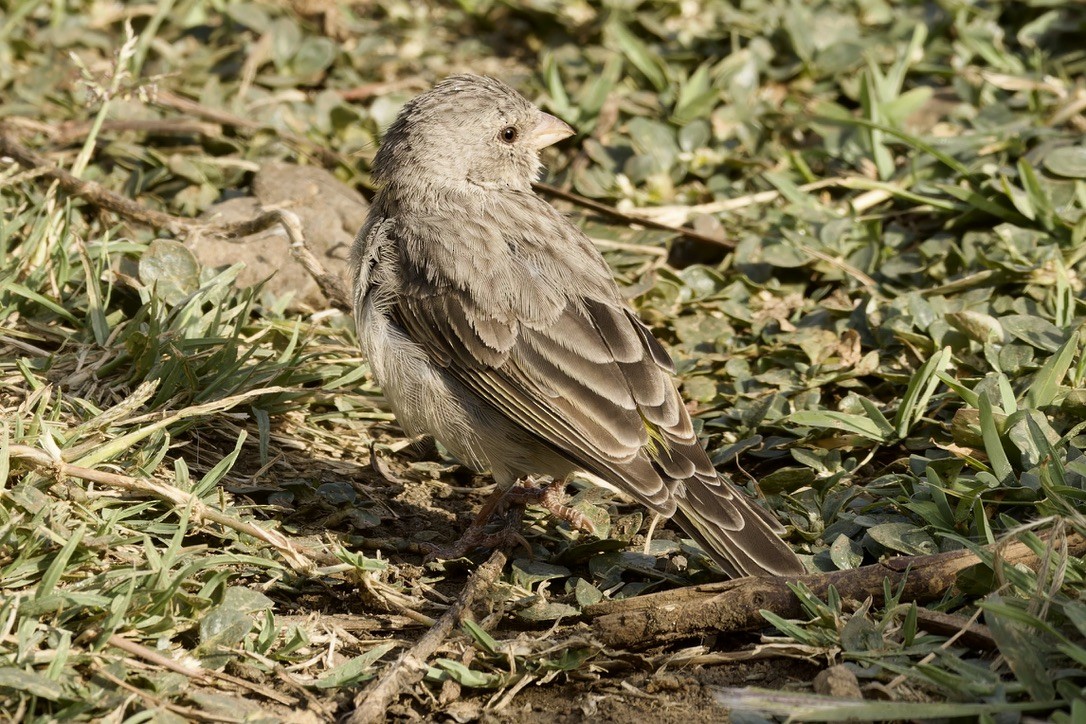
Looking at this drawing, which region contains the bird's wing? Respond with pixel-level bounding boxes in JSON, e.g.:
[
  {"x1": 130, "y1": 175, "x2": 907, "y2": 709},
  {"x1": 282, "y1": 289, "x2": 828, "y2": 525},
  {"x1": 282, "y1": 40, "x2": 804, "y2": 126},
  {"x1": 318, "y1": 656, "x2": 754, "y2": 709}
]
[
  {"x1": 394, "y1": 288, "x2": 722, "y2": 512},
  {"x1": 384, "y1": 198, "x2": 734, "y2": 521}
]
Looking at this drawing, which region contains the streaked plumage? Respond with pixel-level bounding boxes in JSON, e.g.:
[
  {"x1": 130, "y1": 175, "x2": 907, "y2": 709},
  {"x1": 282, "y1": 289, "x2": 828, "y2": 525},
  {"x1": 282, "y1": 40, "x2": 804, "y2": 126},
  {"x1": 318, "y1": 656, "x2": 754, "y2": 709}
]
[{"x1": 351, "y1": 75, "x2": 803, "y2": 577}]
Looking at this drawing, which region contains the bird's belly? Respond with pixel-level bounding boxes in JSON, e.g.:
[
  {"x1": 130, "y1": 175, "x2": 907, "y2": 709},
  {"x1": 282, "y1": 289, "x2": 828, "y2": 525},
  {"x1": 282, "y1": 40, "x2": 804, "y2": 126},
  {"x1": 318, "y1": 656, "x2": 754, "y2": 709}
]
[{"x1": 359, "y1": 300, "x2": 575, "y2": 487}]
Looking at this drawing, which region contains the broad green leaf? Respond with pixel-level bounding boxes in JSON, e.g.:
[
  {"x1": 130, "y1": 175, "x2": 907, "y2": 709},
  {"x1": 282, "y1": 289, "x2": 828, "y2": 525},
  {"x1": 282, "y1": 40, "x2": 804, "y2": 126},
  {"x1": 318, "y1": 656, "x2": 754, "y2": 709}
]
[
  {"x1": 866, "y1": 522, "x2": 937, "y2": 556},
  {"x1": 790, "y1": 411, "x2": 890, "y2": 442},
  {"x1": 1043, "y1": 145, "x2": 1086, "y2": 178},
  {"x1": 511, "y1": 559, "x2": 571, "y2": 588},
  {"x1": 313, "y1": 642, "x2": 396, "y2": 689},
  {"x1": 139, "y1": 239, "x2": 201, "y2": 306}
]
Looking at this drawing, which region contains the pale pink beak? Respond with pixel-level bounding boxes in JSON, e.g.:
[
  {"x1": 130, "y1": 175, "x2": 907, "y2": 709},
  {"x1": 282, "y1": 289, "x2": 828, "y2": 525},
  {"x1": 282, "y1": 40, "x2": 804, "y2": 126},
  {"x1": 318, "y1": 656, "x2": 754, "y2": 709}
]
[{"x1": 527, "y1": 112, "x2": 575, "y2": 150}]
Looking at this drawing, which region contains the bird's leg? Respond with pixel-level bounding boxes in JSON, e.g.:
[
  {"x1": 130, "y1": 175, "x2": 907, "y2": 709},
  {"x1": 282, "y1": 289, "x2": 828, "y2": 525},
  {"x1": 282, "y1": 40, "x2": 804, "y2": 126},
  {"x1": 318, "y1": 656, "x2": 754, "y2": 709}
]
[
  {"x1": 503, "y1": 477, "x2": 596, "y2": 535},
  {"x1": 423, "y1": 476, "x2": 594, "y2": 562},
  {"x1": 423, "y1": 484, "x2": 530, "y2": 562}
]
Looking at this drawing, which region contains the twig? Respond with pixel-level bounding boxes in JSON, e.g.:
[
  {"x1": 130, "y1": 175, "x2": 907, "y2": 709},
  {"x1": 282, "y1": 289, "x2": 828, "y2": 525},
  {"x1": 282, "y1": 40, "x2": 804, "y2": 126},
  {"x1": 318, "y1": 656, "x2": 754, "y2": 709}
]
[
  {"x1": 106, "y1": 634, "x2": 300, "y2": 707},
  {"x1": 274, "y1": 208, "x2": 353, "y2": 311},
  {"x1": 911, "y1": 607, "x2": 995, "y2": 652},
  {"x1": 9, "y1": 444, "x2": 317, "y2": 574},
  {"x1": 346, "y1": 549, "x2": 508, "y2": 724},
  {"x1": 797, "y1": 243, "x2": 878, "y2": 290},
  {"x1": 95, "y1": 668, "x2": 246, "y2": 723},
  {"x1": 1, "y1": 127, "x2": 191, "y2": 235},
  {"x1": 154, "y1": 90, "x2": 349, "y2": 168},
  {"x1": 532, "y1": 181, "x2": 735, "y2": 249},
  {"x1": 339, "y1": 79, "x2": 428, "y2": 102},
  {"x1": 883, "y1": 608, "x2": 985, "y2": 691},
  {"x1": 0, "y1": 126, "x2": 271, "y2": 237},
  {"x1": 0, "y1": 127, "x2": 352, "y2": 310},
  {"x1": 586, "y1": 529, "x2": 1085, "y2": 648},
  {"x1": 52, "y1": 118, "x2": 223, "y2": 144}
]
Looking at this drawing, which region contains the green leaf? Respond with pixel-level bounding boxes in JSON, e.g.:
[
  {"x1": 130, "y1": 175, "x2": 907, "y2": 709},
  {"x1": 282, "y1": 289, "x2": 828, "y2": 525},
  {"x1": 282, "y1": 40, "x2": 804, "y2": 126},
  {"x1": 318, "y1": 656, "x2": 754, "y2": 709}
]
[
  {"x1": 866, "y1": 522, "x2": 937, "y2": 556},
  {"x1": 790, "y1": 411, "x2": 890, "y2": 442},
  {"x1": 1016, "y1": 159, "x2": 1053, "y2": 229},
  {"x1": 860, "y1": 68, "x2": 894, "y2": 180},
  {"x1": 978, "y1": 392, "x2": 1014, "y2": 485},
  {"x1": 37, "y1": 524, "x2": 85, "y2": 600},
  {"x1": 1043, "y1": 145, "x2": 1086, "y2": 178},
  {"x1": 427, "y1": 658, "x2": 503, "y2": 688},
  {"x1": 292, "y1": 36, "x2": 337, "y2": 78},
  {"x1": 0, "y1": 667, "x2": 65, "y2": 701},
  {"x1": 857, "y1": 396, "x2": 895, "y2": 439},
  {"x1": 199, "y1": 605, "x2": 253, "y2": 650},
  {"x1": 984, "y1": 595, "x2": 1056, "y2": 702},
  {"x1": 1001, "y1": 315, "x2": 1067, "y2": 352},
  {"x1": 313, "y1": 642, "x2": 396, "y2": 689},
  {"x1": 673, "y1": 63, "x2": 718, "y2": 125},
  {"x1": 605, "y1": 20, "x2": 667, "y2": 92},
  {"x1": 814, "y1": 113, "x2": 972, "y2": 177},
  {"x1": 936, "y1": 372, "x2": 980, "y2": 408},
  {"x1": 511, "y1": 559, "x2": 571, "y2": 588},
  {"x1": 139, "y1": 239, "x2": 201, "y2": 306},
  {"x1": 461, "y1": 619, "x2": 499, "y2": 655},
  {"x1": 577, "y1": 54, "x2": 623, "y2": 119},
  {"x1": 829, "y1": 534, "x2": 862, "y2": 570},
  {"x1": 1025, "y1": 331, "x2": 1078, "y2": 409},
  {"x1": 894, "y1": 347, "x2": 952, "y2": 439},
  {"x1": 937, "y1": 183, "x2": 1024, "y2": 223},
  {"x1": 946, "y1": 311, "x2": 1004, "y2": 344},
  {"x1": 1005, "y1": 410, "x2": 1060, "y2": 473},
  {"x1": 191, "y1": 430, "x2": 247, "y2": 497}
]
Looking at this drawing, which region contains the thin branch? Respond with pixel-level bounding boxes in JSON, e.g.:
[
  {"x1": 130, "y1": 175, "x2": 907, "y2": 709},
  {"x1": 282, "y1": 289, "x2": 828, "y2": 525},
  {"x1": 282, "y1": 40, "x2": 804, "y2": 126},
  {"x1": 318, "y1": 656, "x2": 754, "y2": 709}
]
[
  {"x1": 0, "y1": 127, "x2": 352, "y2": 310},
  {"x1": 106, "y1": 634, "x2": 300, "y2": 707},
  {"x1": 274, "y1": 208, "x2": 353, "y2": 311},
  {"x1": 94, "y1": 668, "x2": 244, "y2": 724},
  {"x1": 1, "y1": 127, "x2": 191, "y2": 235},
  {"x1": 9, "y1": 444, "x2": 318, "y2": 574},
  {"x1": 532, "y1": 181, "x2": 735, "y2": 249},
  {"x1": 154, "y1": 90, "x2": 350, "y2": 168}
]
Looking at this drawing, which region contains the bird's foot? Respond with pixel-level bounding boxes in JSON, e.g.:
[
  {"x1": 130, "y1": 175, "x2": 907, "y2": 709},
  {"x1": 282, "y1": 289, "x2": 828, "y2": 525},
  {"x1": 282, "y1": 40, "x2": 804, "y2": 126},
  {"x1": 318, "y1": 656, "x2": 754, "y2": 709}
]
[
  {"x1": 505, "y1": 478, "x2": 597, "y2": 535},
  {"x1": 422, "y1": 477, "x2": 594, "y2": 563}
]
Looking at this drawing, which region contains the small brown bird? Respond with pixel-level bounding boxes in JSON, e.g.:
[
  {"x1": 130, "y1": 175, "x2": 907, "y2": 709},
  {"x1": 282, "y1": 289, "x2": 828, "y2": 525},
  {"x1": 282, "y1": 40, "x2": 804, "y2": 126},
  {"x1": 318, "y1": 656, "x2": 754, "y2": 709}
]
[{"x1": 351, "y1": 74, "x2": 803, "y2": 577}]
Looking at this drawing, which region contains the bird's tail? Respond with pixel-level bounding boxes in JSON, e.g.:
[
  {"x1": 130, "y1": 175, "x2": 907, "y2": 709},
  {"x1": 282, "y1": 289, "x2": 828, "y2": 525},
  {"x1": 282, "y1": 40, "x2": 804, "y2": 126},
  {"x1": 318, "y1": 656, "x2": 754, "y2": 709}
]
[{"x1": 670, "y1": 479, "x2": 804, "y2": 578}]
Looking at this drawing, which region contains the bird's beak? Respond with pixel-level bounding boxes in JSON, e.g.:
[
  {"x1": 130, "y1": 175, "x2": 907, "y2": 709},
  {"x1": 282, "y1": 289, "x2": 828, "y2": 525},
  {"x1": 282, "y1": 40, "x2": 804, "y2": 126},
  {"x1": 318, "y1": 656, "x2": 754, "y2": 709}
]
[{"x1": 527, "y1": 113, "x2": 575, "y2": 150}]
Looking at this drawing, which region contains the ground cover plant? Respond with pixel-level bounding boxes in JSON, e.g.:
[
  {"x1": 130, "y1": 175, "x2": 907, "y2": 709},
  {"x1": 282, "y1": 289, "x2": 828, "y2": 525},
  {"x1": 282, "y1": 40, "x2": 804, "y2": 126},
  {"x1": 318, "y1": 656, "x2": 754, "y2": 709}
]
[{"x1": 2, "y1": 0, "x2": 1085, "y2": 720}]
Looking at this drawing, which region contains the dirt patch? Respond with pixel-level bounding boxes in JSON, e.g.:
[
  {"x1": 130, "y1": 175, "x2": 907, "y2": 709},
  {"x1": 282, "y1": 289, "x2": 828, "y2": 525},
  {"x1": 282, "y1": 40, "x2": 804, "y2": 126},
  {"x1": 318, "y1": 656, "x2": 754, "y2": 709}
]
[{"x1": 431, "y1": 659, "x2": 817, "y2": 722}]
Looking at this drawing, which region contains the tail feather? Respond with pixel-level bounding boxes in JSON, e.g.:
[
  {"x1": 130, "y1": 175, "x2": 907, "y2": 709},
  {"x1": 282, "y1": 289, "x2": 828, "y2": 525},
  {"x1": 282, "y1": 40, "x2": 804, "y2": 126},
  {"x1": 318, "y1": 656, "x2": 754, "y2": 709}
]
[{"x1": 671, "y1": 479, "x2": 804, "y2": 578}]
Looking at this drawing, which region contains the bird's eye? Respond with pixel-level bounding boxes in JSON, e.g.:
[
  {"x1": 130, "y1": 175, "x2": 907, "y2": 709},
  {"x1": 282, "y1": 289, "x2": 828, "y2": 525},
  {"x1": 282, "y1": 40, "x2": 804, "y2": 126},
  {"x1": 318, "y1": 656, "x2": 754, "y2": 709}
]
[{"x1": 500, "y1": 126, "x2": 518, "y2": 143}]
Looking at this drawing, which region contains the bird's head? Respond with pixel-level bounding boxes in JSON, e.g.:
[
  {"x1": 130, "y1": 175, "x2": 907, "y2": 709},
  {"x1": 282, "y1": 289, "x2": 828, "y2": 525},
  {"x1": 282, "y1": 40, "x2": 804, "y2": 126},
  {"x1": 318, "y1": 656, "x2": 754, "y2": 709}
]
[{"x1": 371, "y1": 74, "x2": 574, "y2": 193}]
